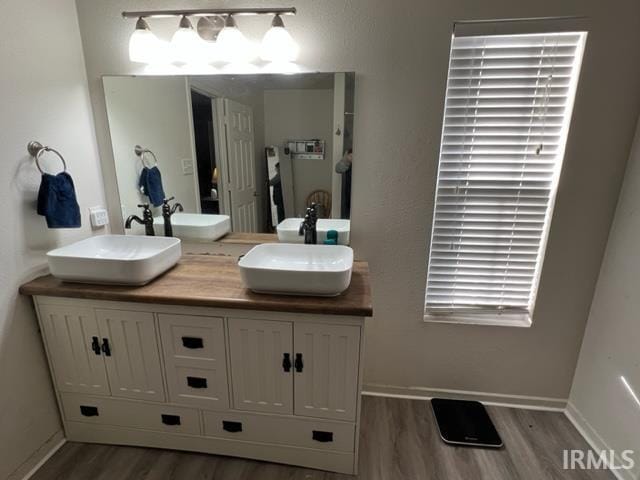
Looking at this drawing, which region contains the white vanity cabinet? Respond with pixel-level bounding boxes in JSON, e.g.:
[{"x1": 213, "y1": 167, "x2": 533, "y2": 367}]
[{"x1": 33, "y1": 296, "x2": 366, "y2": 475}]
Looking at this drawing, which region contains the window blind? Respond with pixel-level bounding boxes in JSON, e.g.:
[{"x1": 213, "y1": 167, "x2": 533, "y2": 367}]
[{"x1": 425, "y1": 31, "x2": 586, "y2": 319}]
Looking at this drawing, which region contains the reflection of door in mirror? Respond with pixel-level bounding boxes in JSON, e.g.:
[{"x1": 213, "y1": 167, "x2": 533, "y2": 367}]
[{"x1": 221, "y1": 99, "x2": 258, "y2": 233}]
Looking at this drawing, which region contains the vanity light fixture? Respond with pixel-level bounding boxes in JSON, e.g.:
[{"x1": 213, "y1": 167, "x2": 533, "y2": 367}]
[
  {"x1": 170, "y1": 15, "x2": 203, "y2": 64},
  {"x1": 216, "y1": 15, "x2": 253, "y2": 63},
  {"x1": 128, "y1": 17, "x2": 162, "y2": 63},
  {"x1": 123, "y1": 7, "x2": 298, "y2": 68},
  {"x1": 261, "y1": 14, "x2": 299, "y2": 62}
]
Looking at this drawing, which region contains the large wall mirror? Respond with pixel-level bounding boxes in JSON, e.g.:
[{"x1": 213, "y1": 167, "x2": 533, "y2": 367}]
[{"x1": 103, "y1": 72, "x2": 355, "y2": 244}]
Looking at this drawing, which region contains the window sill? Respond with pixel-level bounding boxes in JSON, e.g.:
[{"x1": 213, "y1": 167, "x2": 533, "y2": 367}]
[{"x1": 423, "y1": 312, "x2": 532, "y2": 328}]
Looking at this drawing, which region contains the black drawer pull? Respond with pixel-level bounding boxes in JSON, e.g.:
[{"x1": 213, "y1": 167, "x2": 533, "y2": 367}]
[
  {"x1": 312, "y1": 430, "x2": 333, "y2": 443},
  {"x1": 187, "y1": 376, "x2": 208, "y2": 389},
  {"x1": 222, "y1": 421, "x2": 243, "y2": 433},
  {"x1": 161, "y1": 414, "x2": 181, "y2": 426},
  {"x1": 182, "y1": 336, "x2": 204, "y2": 349},
  {"x1": 294, "y1": 353, "x2": 304, "y2": 372},
  {"x1": 282, "y1": 353, "x2": 292, "y2": 372},
  {"x1": 80, "y1": 405, "x2": 99, "y2": 417},
  {"x1": 91, "y1": 336, "x2": 101, "y2": 356}
]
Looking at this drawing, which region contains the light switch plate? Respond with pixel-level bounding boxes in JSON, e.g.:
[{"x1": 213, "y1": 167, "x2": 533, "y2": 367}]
[
  {"x1": 182, "y1": 158, "x2": 194, "y2": 175},
  {"x1": 89, "y1": 206, "x2": 109, "y2": 228}
]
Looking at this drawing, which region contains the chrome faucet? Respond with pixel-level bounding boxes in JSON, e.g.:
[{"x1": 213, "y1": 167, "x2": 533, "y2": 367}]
[
  {"x1": 161, "y1": 197, "x2": 183, "y2": 237},
  {"x1": 298, "y1": 203, "x2": 319, "y2": 244},
  {"x1": 125, "y1": 203, "x2": 155, "y2": 236}
]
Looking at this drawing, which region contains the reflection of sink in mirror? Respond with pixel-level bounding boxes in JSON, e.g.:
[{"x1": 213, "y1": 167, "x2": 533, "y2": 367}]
[
  {"x1": 153, "y1": 213, "x2": 231, "y2": 241},
  {"x1": 47, "y1": 235, "x2": 181, "y2": 286},
  {"x1": 277, "y1": 218, "x2": 350, "y2": 245}
]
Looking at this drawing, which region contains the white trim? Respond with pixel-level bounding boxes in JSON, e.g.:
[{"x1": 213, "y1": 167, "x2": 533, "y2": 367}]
[
  {"x1": 362, "y1": 383, "x2": 566, "y2": 411},
  {"x1": 424, "y1": 312, "x2": 532, "y2": 328},
  {"x1": 7, "y1": 431, "x2": 66, "y2": 480},
  {"x1": 564, "y1": 402, "x2": 635, "y2": 480}
]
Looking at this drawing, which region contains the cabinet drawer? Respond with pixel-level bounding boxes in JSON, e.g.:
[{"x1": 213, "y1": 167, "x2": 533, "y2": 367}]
[
  {"x1": 60, "y1": 393, "x2": 201, "y2": 435},
  {"x1": 202, "y1": 410, "x2": 355, "y2": 453},
  {"x1": 159, "y1": 314, "x2": 225, "y2": 361},
  {"x1": 159, "y1": 314, "x2": 230, "y2": 410}
]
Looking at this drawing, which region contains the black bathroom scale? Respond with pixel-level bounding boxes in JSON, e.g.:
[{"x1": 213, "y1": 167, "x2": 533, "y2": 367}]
[{"x1": 431, "y1": 398, "x2": 503, "y2": 448}]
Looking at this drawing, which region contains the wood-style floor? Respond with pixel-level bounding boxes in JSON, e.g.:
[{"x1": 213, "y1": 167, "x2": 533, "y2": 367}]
[{"x1": 31, "y1": 396, "x2": 613, "y2": 480}]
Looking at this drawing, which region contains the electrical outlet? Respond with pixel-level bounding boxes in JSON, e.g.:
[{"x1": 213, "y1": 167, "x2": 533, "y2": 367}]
[{"x1": 89, "y1": 206, "x2": 109, "y2": 228}]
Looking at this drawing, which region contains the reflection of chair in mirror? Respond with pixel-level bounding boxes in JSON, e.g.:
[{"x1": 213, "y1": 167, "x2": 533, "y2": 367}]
[{"x1": 306, "y1": 190, "x2": 331, "y2": 218}]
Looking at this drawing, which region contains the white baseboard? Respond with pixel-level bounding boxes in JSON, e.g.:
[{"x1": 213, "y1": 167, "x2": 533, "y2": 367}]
[
  {"x1": 564, "y1": 402, "x2": 636, "y2": 480},
  {"x1": 362, "y1": 383, "x2": 567, "y2": 411},
  {"x1": 7, "y1": 430, "x2": 66, "y2": 480}
]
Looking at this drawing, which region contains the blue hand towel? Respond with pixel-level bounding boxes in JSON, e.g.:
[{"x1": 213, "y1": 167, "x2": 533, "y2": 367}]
[
  {"x1": 139, "y1": 166, "x2": 165, "y2": 207},
  {"x1": 36, "y1": 172, "x2": 81, "y2": 228}
]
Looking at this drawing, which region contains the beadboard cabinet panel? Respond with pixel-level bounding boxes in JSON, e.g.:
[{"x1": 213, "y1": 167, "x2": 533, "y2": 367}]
[
  {"x1": 37, "y1": 304, "x2": 110, "y2": 395},
  {"x1": 228, "y1": 318, "x2": 294, "y2": 415},
  {"x1": 95, "y1": 309, "x2": 165, "y2": 402},
  {"x1": 294, "y1": 323, "x2": 361, "y2": 421}
]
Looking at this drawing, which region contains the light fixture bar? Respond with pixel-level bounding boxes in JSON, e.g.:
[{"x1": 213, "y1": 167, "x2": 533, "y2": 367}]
[{"x1": 122, "y1": 7, "x2": 296, "y2": 19}]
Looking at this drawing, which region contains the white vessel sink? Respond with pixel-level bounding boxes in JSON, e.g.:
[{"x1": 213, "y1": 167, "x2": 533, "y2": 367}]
[
  {"x1": 238, "y1": 243, "x2": 354, "y2": 296},
  {"x1": 47, "y1": 235, "x2": 182, "y2": 285},
  {"x1": 154, "y1": 213, "x2": 231, "y2": 241},
  {"x1": 276, "y1": 218, "x2": 351, "y2": 245}
]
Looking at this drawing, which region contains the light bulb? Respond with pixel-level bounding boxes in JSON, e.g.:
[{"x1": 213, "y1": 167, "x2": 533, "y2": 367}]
[
  {"x1": 129, "y1": 17, "x2": 164, "y2": 64},
  {"x1": 171, "y1": 16, "x2": 204, "y2": 64},
  {"x1": 260, "y1": 15, "x2": 299, "y2": 62},
  {"x1": 217, "y1": 15, "x2": 254, "y2": 63}
]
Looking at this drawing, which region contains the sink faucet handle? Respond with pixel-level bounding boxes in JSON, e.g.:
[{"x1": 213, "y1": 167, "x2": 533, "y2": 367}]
[
  {"x1": 137, "y1": 203, "x2": 150, "y2": 209},
  {"x1": 163, "y1": 196, "x2": 175, "y2": 204}
]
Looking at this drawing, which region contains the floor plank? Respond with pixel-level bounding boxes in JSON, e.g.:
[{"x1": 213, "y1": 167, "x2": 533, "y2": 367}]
[{"x1": 30, "y1": 396, "x2": 614, "y2": 480}]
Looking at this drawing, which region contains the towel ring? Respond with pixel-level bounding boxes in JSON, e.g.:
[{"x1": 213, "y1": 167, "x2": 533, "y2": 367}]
[
  {"x1": 134, "y1": 145, "x2": 158, "y2": 168},
  {"x1": 27, "y1": 141, "x2": 67, "y2": 174}
]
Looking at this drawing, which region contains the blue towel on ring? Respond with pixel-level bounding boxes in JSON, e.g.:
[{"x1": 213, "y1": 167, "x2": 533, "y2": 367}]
[
  {"x1": 36, "y1": 172, "x2": 81, "y2": 228},
  {"x1": 139, "y1": 166, "x2": 165, "y2": 207}
]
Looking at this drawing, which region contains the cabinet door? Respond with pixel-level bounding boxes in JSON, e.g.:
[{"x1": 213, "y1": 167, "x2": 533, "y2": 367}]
[
  {"x1": 37, "y1": 304, "x2": 110, "y2": 395},
  {"x1": 96, "y1": 309, "x2": 165, "y2": 402},
  {"x1": 158, "y1": 314, "x2": 230, "y2": 410},
  {"x1": 294, "y1": 323, "x2": 361, "y2": 421},
  {"x1": 228, "y1": 318, "x2": 293, "y2": 414}
]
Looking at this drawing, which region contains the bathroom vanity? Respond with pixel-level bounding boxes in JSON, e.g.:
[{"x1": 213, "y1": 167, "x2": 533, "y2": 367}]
[{"x1": 20, "y1": 255, "x2": 372, "y2": 475}]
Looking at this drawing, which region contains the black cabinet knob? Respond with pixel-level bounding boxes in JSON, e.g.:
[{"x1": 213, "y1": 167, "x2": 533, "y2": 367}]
[
  {"x1": 282, "y1": 353, "x2": 292, "y2": 372},
  {"x1": 91, "y1": 337, "x2": 101, "y2": 356},
  {"x1": 294, "y1": 353, "x2": 304, "y2": 372},
  {"x1": 101, "y1": 338, "x2": 111, "y2": 356}
]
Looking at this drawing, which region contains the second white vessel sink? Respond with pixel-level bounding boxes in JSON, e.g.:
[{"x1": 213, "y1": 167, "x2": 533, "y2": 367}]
[
  {"x1": 277, "y1": 218, "x2": 351, "y2": 245},
  {"x1": 238, "y1": 243, "x2": 354, "y2": 296},
  {"x1": 154, "y1": 213, "x2": 231, "y2": 241},
  {"x1": 47, "y1": 235, "x2": 182, "y2": 285}
]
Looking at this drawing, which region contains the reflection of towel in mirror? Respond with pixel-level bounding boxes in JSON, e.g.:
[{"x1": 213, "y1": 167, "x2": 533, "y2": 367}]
[
  {"x1": 139, "y1": 166, "x2": 165, "y2": 207},
  {"x1": 37, "y1": 172, "x2": 81, "y2": 228}
]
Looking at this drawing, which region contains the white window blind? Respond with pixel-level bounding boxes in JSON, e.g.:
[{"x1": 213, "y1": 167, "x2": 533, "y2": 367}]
[{"x1": 425, "y1": 31, "x2": 586, "y2": 321}]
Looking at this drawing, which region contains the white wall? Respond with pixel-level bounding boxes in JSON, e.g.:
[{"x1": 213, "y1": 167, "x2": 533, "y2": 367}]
[
  {"x1": 568, "y1": 119, "x2": 640, "y2": 478},
  {"x1": 75, "y1": 0, "x2": 640, "y2": 404},
  {"x1": 103, "y1": 76, "x2": 198, "y2": 226},
  {"x1": 0, "y1": 0, "x2": 106, "y2": 477},
  {"x1": 264, "y1": 89, "x2": 334, "y2": 216}
]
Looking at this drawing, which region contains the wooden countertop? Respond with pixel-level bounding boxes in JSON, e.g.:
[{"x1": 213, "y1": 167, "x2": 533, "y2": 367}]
[{"x1": 19, "y1": 254, "x2": 373, "y2": 317}]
